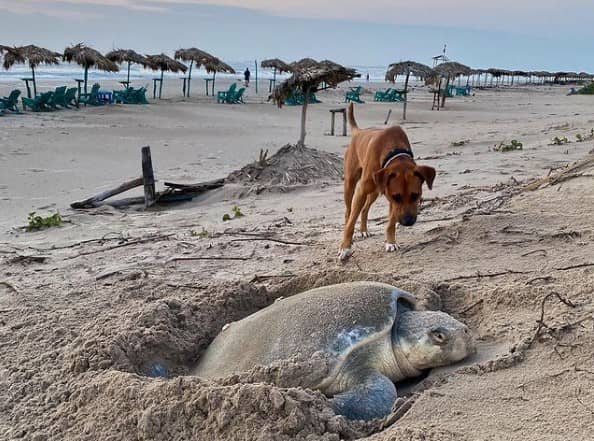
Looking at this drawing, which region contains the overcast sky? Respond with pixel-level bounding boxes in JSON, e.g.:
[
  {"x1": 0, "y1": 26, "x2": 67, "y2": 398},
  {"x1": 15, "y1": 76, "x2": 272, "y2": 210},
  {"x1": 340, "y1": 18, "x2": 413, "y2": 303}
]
[{"x1": 1, "y1": 0, "x2": 593, "y2": 71}]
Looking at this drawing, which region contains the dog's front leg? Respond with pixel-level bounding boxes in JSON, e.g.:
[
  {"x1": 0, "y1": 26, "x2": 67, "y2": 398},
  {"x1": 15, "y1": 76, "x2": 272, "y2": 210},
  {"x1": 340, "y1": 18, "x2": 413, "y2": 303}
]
[
  {"x1": 339, "y1": 182, "x2": 370, "y2": 260},
  {"x1": 384, "y1": 204, "x2": 399, "y2": 253}
]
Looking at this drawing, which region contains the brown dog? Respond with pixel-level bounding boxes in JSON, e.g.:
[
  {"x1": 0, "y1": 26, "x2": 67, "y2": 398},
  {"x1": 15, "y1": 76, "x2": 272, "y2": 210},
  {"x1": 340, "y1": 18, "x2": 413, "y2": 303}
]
[{"x1": 339, "y1": 103, "x2": 436, "y2": 260}]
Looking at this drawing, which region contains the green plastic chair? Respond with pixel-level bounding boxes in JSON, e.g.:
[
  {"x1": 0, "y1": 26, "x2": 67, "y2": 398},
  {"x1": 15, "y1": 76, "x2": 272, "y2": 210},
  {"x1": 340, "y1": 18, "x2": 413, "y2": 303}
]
[
  {"x1": 48, "y1": 86, "x2": 67, "y2": 109},
  {"x1": 217, "y1": 83, "x2": 237, "y2": 103},
  {"x1": 22, "y1": 91, "x2": 54, "y2": 112},
  {"x1": 64, "y1": 88, "x2": 78, "y2": 108},
  {"x1": 79, "y1": 83, "x2": 102, "y2": 106},
  {"x1": 114, "y1": 86, "x2": 149, "y2": 105},
  {"x1": 229, "y1": 87, "x2": 246, "y2": 104},
  {"x1": 345, "y1": 86, "x2": 364, "y2": 103},
  {"x1": 374, "y1": 88, "x2": 391, "y2": 101},
  {"x1": 0, "y1": 89, "x2": 22, "y2": 113}
]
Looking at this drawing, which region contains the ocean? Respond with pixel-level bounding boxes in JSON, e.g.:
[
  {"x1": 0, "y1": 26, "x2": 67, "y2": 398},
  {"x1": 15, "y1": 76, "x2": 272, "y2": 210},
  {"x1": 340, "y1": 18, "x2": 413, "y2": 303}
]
[{"x1": 0, "y1": 62, "x2": 403, "y2": 84}]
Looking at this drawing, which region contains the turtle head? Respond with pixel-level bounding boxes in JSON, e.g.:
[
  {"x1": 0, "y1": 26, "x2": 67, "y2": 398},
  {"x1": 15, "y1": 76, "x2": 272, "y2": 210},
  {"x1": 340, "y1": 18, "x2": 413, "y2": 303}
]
[{"x1": 393, "y1": 311, "x2": 476, "y2": 371}]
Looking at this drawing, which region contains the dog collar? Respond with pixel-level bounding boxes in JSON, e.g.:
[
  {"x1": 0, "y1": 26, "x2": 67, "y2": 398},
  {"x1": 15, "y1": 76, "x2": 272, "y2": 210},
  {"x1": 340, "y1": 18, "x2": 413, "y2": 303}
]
[{"x1": 382, "y1": 148, "x2": 414, "y2": 168}]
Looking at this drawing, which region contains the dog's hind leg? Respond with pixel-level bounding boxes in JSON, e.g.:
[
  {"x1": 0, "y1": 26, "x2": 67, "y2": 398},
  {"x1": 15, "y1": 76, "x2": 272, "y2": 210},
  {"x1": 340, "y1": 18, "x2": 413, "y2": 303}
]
[
  {"x1": 343, "y1": 147, "x2": 361, "y2": 223},
  {"x1": 359, "y1": 192, "x2": 378, "y2": 238}
]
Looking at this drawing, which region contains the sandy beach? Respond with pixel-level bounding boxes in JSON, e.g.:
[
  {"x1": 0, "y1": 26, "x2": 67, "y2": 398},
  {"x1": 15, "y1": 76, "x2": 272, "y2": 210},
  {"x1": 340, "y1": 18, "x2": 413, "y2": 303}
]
[{"x1": 1, "y1": 81, "x2": 593, "y2": 440}]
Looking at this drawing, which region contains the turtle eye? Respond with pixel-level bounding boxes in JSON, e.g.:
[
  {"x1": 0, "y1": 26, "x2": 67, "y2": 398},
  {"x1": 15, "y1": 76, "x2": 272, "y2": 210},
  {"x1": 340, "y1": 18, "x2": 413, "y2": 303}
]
[
  {"x1": 392, "y1": 194, "x2": 403, "y2": 203},
  {"x1": 429, "y1": 327, "x2": 448, "y2": 345}
]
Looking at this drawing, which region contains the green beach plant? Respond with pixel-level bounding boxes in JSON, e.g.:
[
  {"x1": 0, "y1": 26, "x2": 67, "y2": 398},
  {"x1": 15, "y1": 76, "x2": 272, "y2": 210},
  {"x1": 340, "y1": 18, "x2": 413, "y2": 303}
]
[
  {"x1": 27, "y1": 211, "x2": 62, "y2": 231},
  {"x1": 493, "y1": 139, "x2": 523, "y2": 152}
]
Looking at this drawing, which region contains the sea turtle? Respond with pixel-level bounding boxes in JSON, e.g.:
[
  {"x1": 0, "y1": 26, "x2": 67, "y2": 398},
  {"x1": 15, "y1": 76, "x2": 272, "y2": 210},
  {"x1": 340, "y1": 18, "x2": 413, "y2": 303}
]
[{"x1": 192, "y1": 282, "x2": 475, "y2": 420}]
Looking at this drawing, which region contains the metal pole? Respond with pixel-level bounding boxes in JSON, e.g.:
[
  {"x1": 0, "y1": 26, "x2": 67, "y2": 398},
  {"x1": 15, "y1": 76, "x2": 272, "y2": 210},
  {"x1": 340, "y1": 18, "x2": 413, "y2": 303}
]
[{"x1": 255, "y1": 59, "x2": 258, "y2": 94}]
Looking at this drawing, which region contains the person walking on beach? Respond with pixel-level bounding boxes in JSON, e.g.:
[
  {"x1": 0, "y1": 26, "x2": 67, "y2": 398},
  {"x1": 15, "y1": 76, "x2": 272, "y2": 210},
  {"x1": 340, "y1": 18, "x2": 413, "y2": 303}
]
[{"x1": 244, "y1": 68, "x2": 251, "y2": 87}]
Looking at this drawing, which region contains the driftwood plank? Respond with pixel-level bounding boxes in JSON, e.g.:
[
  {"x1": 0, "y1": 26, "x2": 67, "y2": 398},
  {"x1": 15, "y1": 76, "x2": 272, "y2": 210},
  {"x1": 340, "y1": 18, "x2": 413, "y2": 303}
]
[
  {"x1": 71, "y1": 177, "x2": 143, "y2": 209},
  {"x1": 163, "y1": 178, "x2": 225, "y2": 192}
]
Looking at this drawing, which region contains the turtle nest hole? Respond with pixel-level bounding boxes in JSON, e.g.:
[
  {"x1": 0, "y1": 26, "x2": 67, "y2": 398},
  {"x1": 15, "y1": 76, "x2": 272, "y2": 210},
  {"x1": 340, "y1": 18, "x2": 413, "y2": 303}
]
[{"x1": 65, "y1": 270, "x2": 508, "y2": 440}]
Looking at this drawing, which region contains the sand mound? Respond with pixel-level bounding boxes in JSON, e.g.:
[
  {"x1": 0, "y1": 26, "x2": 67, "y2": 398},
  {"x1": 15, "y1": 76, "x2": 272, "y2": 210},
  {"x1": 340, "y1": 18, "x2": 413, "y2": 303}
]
[{"x1": 226, "y1": 144, "x2": 343, "y2": 191}]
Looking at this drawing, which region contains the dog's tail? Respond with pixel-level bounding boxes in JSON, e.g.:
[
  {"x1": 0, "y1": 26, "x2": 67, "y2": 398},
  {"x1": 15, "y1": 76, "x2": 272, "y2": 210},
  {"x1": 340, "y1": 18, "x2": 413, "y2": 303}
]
[{"x1": 347, "y1": 102, "x2": 359, "y2": 133}]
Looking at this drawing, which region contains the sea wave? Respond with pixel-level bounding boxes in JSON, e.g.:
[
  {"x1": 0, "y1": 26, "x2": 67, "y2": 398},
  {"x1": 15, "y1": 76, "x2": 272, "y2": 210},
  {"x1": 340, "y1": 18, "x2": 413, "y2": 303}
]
[{"x1": 0, "y1": 62, "x2": 402, "y2": 84}]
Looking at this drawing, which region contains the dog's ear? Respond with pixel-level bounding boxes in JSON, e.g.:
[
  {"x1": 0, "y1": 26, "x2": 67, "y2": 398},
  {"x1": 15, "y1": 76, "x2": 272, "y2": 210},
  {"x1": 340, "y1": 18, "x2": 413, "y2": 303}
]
[
  {"x1": 414, "y1": 165, "x2": 436, "y2": 190},
  {"x1": 373, "y1": 167, "x2": 392, "y2": 193}
]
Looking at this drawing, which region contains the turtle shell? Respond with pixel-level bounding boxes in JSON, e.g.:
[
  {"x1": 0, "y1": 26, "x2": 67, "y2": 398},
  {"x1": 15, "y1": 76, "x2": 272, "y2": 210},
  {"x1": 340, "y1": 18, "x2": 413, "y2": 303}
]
[{"x1": 193, "y1": 282, "x2": 416, "y2": 380}]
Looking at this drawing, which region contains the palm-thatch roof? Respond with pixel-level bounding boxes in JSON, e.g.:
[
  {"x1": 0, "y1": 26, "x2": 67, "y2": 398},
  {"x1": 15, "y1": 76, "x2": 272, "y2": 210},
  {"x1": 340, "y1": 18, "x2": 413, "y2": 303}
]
[
  {"x1": 2, "y1": 45, "x2": 60, "y2": 70},
  {"x1": 261, "y1": 58, "x2": 292, "y2": 73},
  {"x1": 289, "y1": 58, "x2": 319, "y2": 71},
  {"x1": 434, "y1": 61, "x2": 472, "y2": 77},
  {"x1": 174, "y1": 48, "x2": 216, "y2": 66},
  {"x1": 385, "y1": 60, "x2": 435, "y2": 82},
  {"x1": 63, "y1": 43, "x2": 119, "y2": 72},
  {"x1": 145, "y1": 53, "x2": 187, "y2": 73},
  {"x1": 273, "y1": 58, "x2": 359, "y2": 107},
  {"x1": 105, "y1": 49, "x2": 148, "y2": 66},
  {"x1": 202, "y1": 57, "x2": 235, "y2": 74}
]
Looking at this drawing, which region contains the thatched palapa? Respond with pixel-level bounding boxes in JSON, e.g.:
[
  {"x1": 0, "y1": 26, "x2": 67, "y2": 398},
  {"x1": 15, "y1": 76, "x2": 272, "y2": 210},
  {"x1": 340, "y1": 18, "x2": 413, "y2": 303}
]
[
  {"x1": 2, "y1": 45, "x2": 61, "y2": 97},
  {"x1": 385, "y1": 61, "x2": 435, "y2": 82},
  {"x1": 273, "y1": 58, "x2": 358, "y2": 105},
  {"x1": 261, "y1": 58, "x2": 292, "y2": 74},
  {"x1": 63, "y1": 43, "x2": 118, "y2": 94},
  {"x1": 145, "y1": 53, "x2": 188, "y2": 99},
  {"x1": 106, "y1": 49, "x2": 149, "y2": 86},
  {"x1": 434, "y1": 61, "x2": 472, "y2": 78},
  {"x1": 261, "y1": 58, "x2": 293, "y2": 92},
  {"x1": 174, "y1": 48, "x2": 220, "y2": 96},
  {"x1": 273, "y1": 58, "x2": 359, "y2": 146}
]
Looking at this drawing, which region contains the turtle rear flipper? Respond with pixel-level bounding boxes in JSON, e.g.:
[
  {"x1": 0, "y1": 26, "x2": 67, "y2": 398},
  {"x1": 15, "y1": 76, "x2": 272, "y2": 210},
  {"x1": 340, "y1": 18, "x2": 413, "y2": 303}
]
[{"x1": 330, "y1": 370, "x2": 397, "y2": 420}]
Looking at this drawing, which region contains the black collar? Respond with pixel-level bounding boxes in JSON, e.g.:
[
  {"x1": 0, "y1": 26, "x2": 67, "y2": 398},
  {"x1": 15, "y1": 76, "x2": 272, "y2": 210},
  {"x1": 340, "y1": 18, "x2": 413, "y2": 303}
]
[{"x1": 381, "y1": 148, "x2": 414, "y2": 168}]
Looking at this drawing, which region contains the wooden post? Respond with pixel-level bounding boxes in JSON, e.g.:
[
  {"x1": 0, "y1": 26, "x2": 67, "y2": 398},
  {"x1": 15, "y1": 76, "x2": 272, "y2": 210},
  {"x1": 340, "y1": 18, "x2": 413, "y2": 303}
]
[
  {"x1": 212, "y1": 72, "x2": 216, "y2": 96},
  {"x1": 31, "y1": 66, "x2": 37, "y2": 98},
  {"x1": 330, "y1": 111, "x2": 335, "y2": 136},
  {"x1": 187, "y1": 60, "x2": 193, "y2": 97},
  {"x1": 141, "y1": 146, "x2": 156, "y2": 208},
  {"x1": 402, "y1": 68, "x2": 410, "y2": 120},
  {"x1": 159, "y1": 70, "x2": 164, "y2": 99},
  {"x1": 297, "y1": 86, "x2": 310, "y2": 146},
  {"x1": 342, "y1": 110, "x2": 347, "y2": 136},
  {"x1": 127, "y1": 61, "x2": 131, "y2": 85},
  {"x1": 84, "y1": 65, "x2": 89, "y2": 95},
  {"x1": 254, "y1": 60, "x2": 258, "y2": 94}
]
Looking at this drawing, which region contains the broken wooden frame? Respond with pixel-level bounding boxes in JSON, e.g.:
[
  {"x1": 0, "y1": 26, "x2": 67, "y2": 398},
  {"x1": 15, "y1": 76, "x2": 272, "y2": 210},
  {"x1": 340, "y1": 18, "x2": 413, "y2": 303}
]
[{"x1": 71, "y1": 146, "x2": 224, "y2": 209}]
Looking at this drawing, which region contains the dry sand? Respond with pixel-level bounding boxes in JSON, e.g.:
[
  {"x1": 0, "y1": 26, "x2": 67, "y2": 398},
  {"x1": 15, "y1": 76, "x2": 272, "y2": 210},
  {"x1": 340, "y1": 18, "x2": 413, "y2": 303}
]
[{"x1": 1, "y1": 80, "x2": 593, "y2": 440}]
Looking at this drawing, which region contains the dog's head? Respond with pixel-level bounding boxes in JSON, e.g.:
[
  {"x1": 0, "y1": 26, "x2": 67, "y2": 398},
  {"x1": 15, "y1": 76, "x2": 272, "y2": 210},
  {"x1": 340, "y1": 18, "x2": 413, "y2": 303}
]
[{"x1": 373, "y1": 161, "x2": 436, "y2": 227}]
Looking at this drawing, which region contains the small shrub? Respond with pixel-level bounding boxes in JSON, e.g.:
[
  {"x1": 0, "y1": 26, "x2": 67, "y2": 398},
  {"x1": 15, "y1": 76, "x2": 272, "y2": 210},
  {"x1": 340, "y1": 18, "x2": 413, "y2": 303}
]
[
  {"x1": 550, "y1": 136, "x2": 571, "y2": 145},
  {"x1": 232, "y1": 205, "x2": 244, "y2": 218},
  {"x1": 191, "y1": 227, "x2": 211, "y2": 238},
  {"x1": 493, "y1": 140, "x2": 523, "y2": 152},
  {"x1": 27, "y1": 212, "x2": 62, "y2": 231}
]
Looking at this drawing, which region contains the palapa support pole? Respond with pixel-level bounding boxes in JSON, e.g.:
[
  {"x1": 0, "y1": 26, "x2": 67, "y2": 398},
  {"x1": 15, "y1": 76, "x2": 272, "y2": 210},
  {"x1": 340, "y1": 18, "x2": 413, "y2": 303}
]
[
  {"x1": 159, "y1": 70, "x2": 164, "y2": 99},
  {"x1": 141, "y1": 146, "x2": 156, "y2": 208},
  {"x1": 402, "y1": 68, "x2": 410, "y2": 121},
  {"x1": 127, "y1": 61, "x2": 131, "y2": 86},
  {"x1": 84, "y1": 65, "x2": 89, "y2": 95},
  {"x1": 212, "y1": 72, "x2": 216, "y2": 96},
  {"x1": 297, "y1": 86, "x2": 311, "y2": 146},
  {"x1": 31, "y1": 66, "x2": 37, "y2": 97},
  {"x1": 254, "y1": 59, "x2": 258, "y2": 94},
  {"x1": 187, "y1": 60, "x2": 193, "y2": 97}
]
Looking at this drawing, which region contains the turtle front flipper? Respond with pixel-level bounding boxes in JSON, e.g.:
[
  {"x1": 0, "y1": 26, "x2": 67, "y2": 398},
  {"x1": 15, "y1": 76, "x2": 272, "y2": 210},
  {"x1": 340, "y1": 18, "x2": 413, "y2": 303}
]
[{"x1": 330, "y1": 370, "x2": 397, "y2": 420}]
